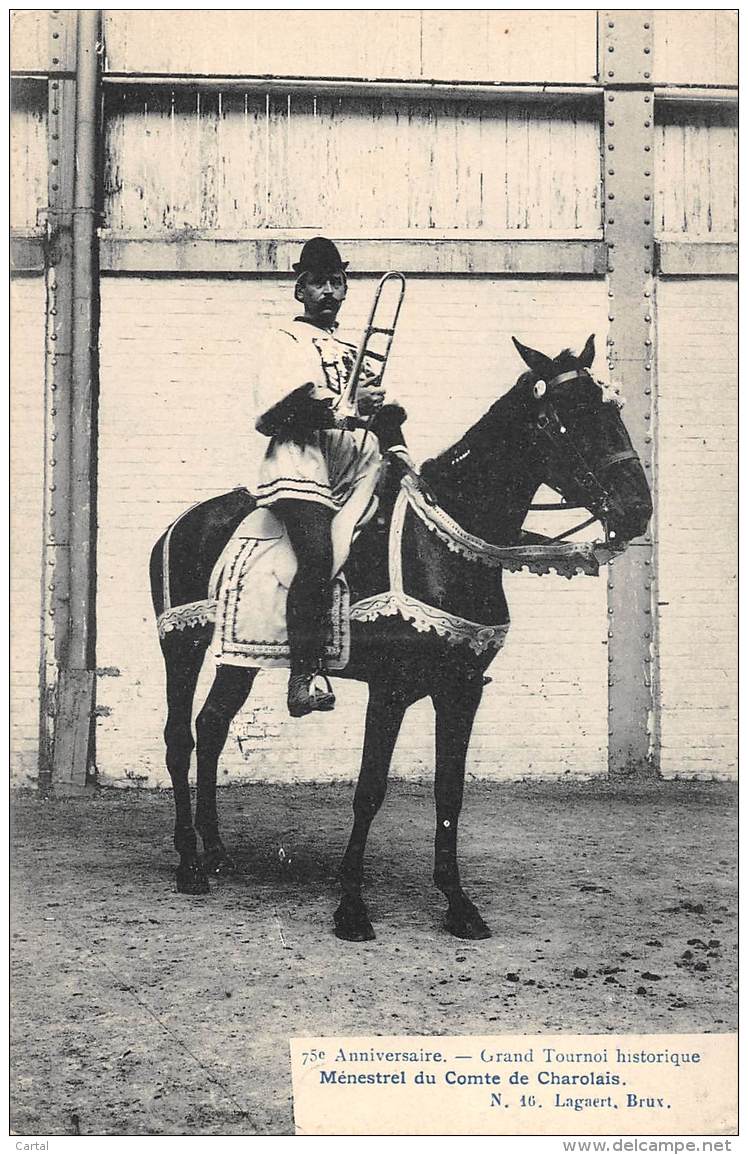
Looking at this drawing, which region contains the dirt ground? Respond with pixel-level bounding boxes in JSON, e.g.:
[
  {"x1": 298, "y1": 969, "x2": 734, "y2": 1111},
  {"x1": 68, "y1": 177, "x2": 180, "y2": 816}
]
[{"x1": 10, "y1": 778, "x2": 737, "y2": 1136}]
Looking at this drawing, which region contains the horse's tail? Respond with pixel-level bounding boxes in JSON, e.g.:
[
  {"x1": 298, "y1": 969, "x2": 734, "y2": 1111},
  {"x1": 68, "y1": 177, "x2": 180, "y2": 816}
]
[{"x1": 150, "y1": 487, "x2": 257, "y2": 634}]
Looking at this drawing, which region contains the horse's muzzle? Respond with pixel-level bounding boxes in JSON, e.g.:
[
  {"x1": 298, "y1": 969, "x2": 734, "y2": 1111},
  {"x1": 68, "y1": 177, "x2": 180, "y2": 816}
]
[{"x1": 604, "y1": 460, "x2": 653, "y2": 545}]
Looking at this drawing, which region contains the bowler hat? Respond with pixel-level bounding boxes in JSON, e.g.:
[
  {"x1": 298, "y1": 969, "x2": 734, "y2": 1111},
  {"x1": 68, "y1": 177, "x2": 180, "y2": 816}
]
[{"x1": 292, "y1": 236, "x2": 349, "y2": 274}]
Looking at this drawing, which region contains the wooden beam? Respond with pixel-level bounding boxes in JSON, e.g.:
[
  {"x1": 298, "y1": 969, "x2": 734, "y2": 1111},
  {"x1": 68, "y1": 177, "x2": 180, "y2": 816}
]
[
  {"x1": 100, "y1": 73, "x2": 602, "y2": 106},
  {"x1": 98, "y1": 235, "x2": 608, "y2": 277},
  {"x1": 654, "y1": 86, "x2": 737, "y2": 106},
  {"x1": 599, "y1": 11, "x2": 659, "y2": 779},
  {"x1": 657, "y1": 240, "x2": 737, "y2": 277}
]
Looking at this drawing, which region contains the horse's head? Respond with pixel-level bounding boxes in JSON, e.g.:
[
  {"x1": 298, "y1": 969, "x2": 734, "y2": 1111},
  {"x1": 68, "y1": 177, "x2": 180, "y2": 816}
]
[{"x1": 512, "y1": 335, "x2": 652, "y2": 546}]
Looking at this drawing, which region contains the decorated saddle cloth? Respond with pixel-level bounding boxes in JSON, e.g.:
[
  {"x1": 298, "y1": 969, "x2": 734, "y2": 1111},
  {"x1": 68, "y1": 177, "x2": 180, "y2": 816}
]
[
  {"x1": 159, "y1": 477, "x2": 616, "y2": 670},
  {"x1": 210, "y1": 507, "x2": 350, "y2": 671}
]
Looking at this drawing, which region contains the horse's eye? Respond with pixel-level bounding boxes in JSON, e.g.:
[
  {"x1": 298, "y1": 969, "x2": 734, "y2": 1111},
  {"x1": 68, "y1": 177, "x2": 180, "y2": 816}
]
[{"x1": 533, "y1": 380, "x2": 546, "y2": 399}]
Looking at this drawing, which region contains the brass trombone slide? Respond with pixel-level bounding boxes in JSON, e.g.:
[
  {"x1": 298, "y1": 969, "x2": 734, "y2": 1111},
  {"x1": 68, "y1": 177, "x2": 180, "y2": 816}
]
[{"x1": 335, "y1": 271, "x2": 406, "y2": 419}]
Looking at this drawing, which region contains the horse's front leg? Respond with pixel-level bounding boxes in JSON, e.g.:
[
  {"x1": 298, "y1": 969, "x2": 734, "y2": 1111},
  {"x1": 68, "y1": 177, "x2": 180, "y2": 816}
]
[
  {"x1": 335, "y1": 681, "x2": 409, "y2": 941},
  {"x1": 432, "y1": 669, "x2": 491, "y2": 939},
  {"x1": 195, "y1": 665, "x2": 257, "y2": 875}
]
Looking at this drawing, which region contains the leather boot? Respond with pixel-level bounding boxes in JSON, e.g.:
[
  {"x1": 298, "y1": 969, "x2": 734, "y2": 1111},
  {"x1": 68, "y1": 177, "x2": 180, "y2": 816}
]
[{"x1": 287, "y1": 672, "x2": 336, "y2": 718}]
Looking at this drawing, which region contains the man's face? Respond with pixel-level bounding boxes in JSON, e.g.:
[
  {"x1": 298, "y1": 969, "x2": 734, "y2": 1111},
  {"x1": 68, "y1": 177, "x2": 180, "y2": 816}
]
[{"x1": 298, "y1": 271, "x2": 347, "y2": 326}]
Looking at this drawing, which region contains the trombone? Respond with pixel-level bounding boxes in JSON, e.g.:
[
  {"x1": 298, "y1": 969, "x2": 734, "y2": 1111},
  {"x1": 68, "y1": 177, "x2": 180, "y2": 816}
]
[{"x1": 335, "y1": 271, "x2": 406, "y2": 421}]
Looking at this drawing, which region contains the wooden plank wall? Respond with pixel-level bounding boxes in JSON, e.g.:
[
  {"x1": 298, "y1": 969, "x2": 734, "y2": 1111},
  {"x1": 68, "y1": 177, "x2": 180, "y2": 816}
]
[
  {"x1": 103, "y1": 90, "x2": 602, "y2": 237},
  {"x1": 10, "y1": 80, "x2": 47, "y2": 230},
  {"x1": 656, "y1": 281, "x2": 737, "y2": 778},
  {"x1": 102, "y1": 11, "x2": 597, "y2": 83},
  {"x1": 102, "y1": 92, "x2": 600, "y2": 241},
  {"x1": 655, "y1": 105, "x2": 737, "y2": 241},
  {"x1": 95, "y1": 276, "x2": 608, "y2": 786}
]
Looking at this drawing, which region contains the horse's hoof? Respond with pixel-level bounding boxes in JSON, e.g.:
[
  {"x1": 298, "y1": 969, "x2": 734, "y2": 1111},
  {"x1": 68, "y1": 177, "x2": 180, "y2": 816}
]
[
  {"x1": 203, "y1": 845, "x2": 236, "y2": 876},
  {"x1": 333, "y1": 899, "x2": 376, "y2": 942},
  {"x1": 176, "y1": 859, "x2": 210, "y2": 895},
  {"x1": 445, "y1": 906, "x2": 492, "y2": 940}
]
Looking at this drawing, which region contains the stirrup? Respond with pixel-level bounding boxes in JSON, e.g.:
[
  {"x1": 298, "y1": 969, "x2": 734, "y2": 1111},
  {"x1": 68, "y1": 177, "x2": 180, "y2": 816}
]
[{"x1": 287, "y1": 671, "x2": 336, "y2": 718}]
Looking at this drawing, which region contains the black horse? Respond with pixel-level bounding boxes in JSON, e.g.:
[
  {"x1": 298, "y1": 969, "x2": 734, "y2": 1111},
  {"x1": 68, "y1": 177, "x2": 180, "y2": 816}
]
[{"x1": 149, "y1": 336, "x2": 652, "y2": 940}]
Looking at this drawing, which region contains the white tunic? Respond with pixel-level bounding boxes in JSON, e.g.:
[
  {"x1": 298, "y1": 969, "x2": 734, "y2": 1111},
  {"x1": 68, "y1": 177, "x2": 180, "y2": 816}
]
[{"x1": 253, "y1": 318, "x2": 381, "y2": 511}]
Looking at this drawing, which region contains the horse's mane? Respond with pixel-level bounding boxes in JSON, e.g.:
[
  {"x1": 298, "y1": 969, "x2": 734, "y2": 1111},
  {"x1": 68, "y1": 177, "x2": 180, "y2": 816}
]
[{"x1": 421, "y1": 369, "x2": 533, "y2": 483}]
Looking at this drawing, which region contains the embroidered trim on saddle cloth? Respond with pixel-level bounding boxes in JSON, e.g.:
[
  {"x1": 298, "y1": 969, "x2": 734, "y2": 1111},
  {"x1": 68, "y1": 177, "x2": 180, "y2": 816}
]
[
  {"x1": 158, "y1": 598, "x2": 216, "y2": 637},
  {"x1": 349, "y1": 485, "x2": 510, "y2": 657},
  {"x1": 349, "y1": 591, "x2": 509, "y2": 656}
]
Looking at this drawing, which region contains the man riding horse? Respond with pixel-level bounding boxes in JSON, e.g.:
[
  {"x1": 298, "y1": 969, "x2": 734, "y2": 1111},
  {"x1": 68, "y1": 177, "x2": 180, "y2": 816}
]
[{"x1": 253, "y1": 237, "x2": 413, "y2": 718}]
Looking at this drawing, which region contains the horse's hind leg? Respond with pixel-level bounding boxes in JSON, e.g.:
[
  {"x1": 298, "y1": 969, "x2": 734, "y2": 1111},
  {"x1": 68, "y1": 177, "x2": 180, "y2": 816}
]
[
  {"x1": 161, "y1": 627, "x2": 210, "y2": 894},
  {"x1": 195, "y1": 664, "x2": 257, "y2": 875}
]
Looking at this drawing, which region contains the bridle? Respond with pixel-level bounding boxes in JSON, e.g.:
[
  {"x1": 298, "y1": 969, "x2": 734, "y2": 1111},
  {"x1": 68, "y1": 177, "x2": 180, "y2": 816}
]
[{"x1": 529, "y1": 368, "x2": 640, "y2": 546}]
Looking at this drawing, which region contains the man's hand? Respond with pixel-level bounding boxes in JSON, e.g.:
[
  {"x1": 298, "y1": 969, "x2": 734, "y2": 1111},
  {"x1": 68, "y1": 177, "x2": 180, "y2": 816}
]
[{"x1": 357, "y1": 381, "x2": 385, "y2": 417}]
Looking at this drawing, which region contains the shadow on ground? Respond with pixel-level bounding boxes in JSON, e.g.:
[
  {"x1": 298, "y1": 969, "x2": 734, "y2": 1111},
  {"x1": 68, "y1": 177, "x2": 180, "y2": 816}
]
[{"x1": 10, "y1": 779, "x2": 737, "y2": 1136}]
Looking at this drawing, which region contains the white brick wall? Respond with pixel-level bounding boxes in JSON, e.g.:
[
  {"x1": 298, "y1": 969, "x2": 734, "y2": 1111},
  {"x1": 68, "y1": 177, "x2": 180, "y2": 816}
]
[
  {"x1": 96, "y1": 276, "x2": 609, "y2": 785},
  {"x1": 10, "y1": 277, "x2": 45, "y2": 783},
  {"x1": 657, "y1": 280, "x2": 737, "y2": 778}
]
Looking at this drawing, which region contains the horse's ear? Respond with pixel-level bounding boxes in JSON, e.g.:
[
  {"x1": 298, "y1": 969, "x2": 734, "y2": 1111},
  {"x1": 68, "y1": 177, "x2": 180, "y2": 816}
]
[
  {"x1": 579, "y1": 333, "x2": 595, "y2": 369},
  {"x1": 512, "y1": 337, "x2": 553, "y2": 379}
]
